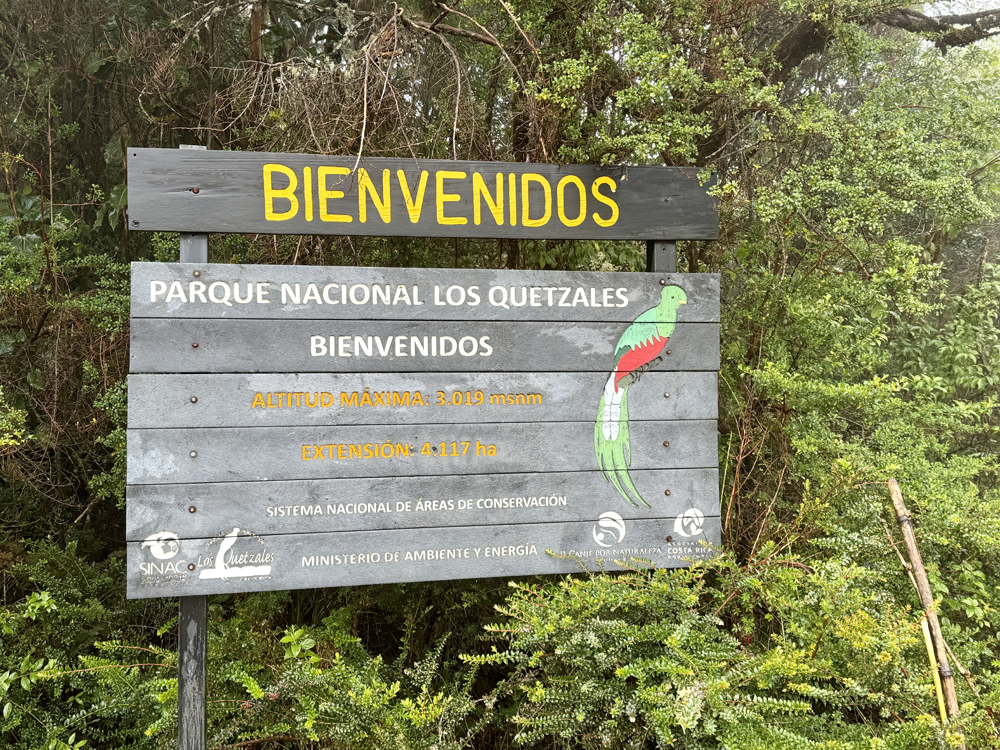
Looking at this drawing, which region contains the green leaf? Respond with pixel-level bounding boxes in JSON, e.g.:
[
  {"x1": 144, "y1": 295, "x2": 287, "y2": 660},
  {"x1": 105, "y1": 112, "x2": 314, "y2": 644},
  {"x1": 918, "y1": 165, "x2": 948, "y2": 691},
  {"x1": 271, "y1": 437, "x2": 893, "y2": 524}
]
[{"x1": 106, "y1": 184, "x2": 127, "y2": 230}]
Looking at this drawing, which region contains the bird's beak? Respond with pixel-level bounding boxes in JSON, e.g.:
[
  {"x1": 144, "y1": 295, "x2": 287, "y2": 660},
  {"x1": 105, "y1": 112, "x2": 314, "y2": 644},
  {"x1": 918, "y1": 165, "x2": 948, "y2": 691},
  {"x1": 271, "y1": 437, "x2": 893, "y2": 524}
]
[{"x1": 679, "y1": 300, "x2": 687, "y2": 304}]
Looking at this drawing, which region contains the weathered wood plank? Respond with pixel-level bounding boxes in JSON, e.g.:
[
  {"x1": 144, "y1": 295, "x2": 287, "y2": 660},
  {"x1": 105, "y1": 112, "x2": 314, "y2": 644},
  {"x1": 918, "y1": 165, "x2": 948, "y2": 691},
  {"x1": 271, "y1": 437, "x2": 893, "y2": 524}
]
[
  {"x1": 131, "y1": 263, "x2": 721, "y2": 323},
  {"x1": 126, "y1": 516, "x2": 721, "y2": 598},
  {"x1": 126, "y1": 420, "x2": 718, "y2": 485},
  {"x1": 126, "y1": 149, "x2": 718, "y2": 240},
  {"x1": 126, "y1": 467, "x2": 719, "y2": 540},
  {"x1": 129, "y1": 319, "x2": 720, "y2": 374},
  {"x1": 127, "y1": 371, "x2": 718, "y2": 428}
]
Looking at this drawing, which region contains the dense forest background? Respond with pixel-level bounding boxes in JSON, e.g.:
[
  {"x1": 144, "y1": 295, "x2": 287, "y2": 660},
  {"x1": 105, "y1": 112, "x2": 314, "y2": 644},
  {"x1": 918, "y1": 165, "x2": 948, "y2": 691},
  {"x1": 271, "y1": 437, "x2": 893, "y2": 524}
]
[{"x1": 2, "y1": 0, "x2": 1000, "y2": 748}]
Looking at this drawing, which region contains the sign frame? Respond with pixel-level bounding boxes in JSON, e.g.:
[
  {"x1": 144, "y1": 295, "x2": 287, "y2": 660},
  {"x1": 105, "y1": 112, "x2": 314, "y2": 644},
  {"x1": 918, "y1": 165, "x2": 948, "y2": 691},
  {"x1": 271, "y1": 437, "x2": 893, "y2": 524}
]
[{"x1": 126, "y1": 146, "x2": 719, "y2": 750}]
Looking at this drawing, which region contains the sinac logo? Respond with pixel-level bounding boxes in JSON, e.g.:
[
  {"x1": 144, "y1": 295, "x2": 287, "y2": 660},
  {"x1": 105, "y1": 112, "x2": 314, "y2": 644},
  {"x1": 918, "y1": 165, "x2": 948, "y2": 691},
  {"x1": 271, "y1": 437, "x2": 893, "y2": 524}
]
[
  {"x1": 141, "y1": 531, "x2": 181, "y2": 560},
  {"x1": 593, "y1": 511, "x2": 626, "y2": 547},
  {"x1": 673, "y1": 509, "x2": 705, "y2": 538}
]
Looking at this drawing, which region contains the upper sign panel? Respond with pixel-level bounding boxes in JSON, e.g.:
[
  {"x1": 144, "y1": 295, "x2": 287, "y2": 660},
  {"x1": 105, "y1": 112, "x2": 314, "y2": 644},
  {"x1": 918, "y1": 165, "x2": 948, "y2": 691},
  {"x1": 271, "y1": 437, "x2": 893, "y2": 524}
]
[
  {"x1": 131, "y1": 264, "x2": 720, "y2": 322},
  {"x1": 126, "y1": 150, "x2": 718, "y2": 240}
]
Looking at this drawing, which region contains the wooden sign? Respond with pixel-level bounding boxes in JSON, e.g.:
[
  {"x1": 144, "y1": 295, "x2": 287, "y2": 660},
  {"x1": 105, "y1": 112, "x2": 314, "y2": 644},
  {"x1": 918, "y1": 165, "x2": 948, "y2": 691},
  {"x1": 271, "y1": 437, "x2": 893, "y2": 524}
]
[
  {"x1": 127, "y1": 264, "x2": 720, "y2": 598},
  {"x1": 126, "y1": 150, "x2": 718, "y2": 240}
]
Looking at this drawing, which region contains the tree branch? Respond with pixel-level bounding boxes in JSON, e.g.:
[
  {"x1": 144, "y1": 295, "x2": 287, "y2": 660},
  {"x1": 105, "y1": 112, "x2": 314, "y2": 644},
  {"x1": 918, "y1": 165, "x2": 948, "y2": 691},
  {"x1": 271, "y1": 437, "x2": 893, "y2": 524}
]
[
  {"x1": 767, "y1": 7, "x2": 1000, "y2": 83},
  {"x1": 882, "y1": 7, "x2": 1000, "y2": 48},
  {"x1": 404, "y1": 17, "x2": 499, "y2": 48}
]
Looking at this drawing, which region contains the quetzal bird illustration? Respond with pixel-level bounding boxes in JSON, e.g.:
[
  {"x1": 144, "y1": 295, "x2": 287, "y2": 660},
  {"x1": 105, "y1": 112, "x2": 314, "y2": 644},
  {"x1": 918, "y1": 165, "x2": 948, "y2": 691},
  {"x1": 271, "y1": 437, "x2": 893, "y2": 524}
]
[{"x1": 595, "y1": 285, "x2": 687, "y2": 507}]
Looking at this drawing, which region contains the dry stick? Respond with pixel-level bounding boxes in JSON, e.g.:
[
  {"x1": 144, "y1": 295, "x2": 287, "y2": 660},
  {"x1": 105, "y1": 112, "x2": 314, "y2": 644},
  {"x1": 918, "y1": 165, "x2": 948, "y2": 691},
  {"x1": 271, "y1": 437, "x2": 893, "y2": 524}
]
[
  {"x1": 942, "y1": 639, "x2": 1000, "y2": 739},
  {"x1": 422, "y1": 27, "x2": 463, "y2": 160},
  {"x1": 47, "y1": 86, "x2": 54, "y2": 228},
  {"x1": 880, "y1": 515, "x2": 918, "y2": 590},
  {"x1": 884, "y1": 521, "x2": 949, "y2": 724},
  {"x1": 888, "y1": 479, "x2": 963, "y2": 737}
]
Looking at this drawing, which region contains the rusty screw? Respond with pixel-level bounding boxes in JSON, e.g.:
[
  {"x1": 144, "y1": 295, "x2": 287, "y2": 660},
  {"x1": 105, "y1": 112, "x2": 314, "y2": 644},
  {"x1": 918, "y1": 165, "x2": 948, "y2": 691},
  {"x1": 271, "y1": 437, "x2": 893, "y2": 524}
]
[
  {"x1": 663, "y1": 441, "x2": 670, "y2": 447},
  {"x1": 191, "y1": 187, "x2": 200, "y2": 194},
  {"x1": 188, "y1": 506, "x2": 197, "y2": 513},
  {"x1": 666, "y1": 536, "x2": 673, "y2": 542},
  {"x1": 188, "y1": 563, "x2": 196, "y2": 571},
  {"x1": 192, "y1": 342, "x2": 199, "y2": 348},
  {"x1": 190, "y1": 396, "x2": 198, "y2": 403},
  {"x1": 664, "y1": 490, "x2": 671, "y2": 496},
  {"x1": 193, "y1": 270, "x2": 201, "y2": 277}
]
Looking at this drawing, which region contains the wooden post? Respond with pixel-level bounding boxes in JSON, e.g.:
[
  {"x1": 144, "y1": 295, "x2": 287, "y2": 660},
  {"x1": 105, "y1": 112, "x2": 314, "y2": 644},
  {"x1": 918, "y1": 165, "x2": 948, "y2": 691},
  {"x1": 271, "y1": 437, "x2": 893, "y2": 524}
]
[
  {"x1": 177, "y1": 144, "x2": 208, "y2": 750},
  {"x1": 180, "y1": 232, "x2": 208, "y2": 263},
  {"x1": 178, "y1": 594, "x2": 207, "y2": 750},
  {"x1": 647, "y1": 240, "x2": 676, "y2": 273},
  {"x1": 888, "y1": 479, "x2": 962, "y2": 731}
]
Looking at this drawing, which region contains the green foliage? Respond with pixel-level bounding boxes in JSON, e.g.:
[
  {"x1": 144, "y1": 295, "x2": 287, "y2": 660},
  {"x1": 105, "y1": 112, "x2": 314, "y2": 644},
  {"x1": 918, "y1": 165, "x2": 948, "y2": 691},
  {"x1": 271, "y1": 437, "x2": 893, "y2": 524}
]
[{"x1": 467, "y1": 562, "x2": 952, "y2": 748}]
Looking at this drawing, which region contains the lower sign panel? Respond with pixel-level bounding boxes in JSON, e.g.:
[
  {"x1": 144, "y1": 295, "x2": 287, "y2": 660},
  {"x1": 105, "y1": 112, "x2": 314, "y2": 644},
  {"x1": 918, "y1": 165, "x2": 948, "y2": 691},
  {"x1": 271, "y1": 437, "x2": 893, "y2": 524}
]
[
  {"x1": 127, "y1": 516, "x2": 721, "y2": 598},
  {"x1": 127, "y1": 468, "x2": 720, "y2": 540}
]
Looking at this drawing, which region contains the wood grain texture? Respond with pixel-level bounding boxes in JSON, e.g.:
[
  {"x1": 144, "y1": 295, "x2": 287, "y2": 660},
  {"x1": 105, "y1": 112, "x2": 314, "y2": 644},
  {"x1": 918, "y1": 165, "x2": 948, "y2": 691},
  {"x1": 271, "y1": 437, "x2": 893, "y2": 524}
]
[
  {"x1": 126, "y1": 467, "x2": 720, "y2": 540},
  {"x1": 129, "y1": 319, "x2": 720, "y2": 374},
  {"x1": 126, "y1": 149, "x2": 718, "y2": 240},
  {"x1": 131, "y1": 263, "x2": 720, "y2": 323},
  {"x1": 127, "y1": 371, "x2": 718, "y2": 428},
  {"x1": 126, "y1": 516, "x2": 721, "y2": 598},
  {"x1": 127, "y1": 420, "x2": 717, "y2": 485}
]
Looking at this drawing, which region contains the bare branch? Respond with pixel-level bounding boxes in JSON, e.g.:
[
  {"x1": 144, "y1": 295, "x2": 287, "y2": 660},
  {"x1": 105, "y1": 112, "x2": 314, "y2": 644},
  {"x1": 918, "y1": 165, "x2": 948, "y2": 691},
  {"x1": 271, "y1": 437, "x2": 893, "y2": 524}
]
[{"x1": 403, "y1": 17, "x2": 499, "y2": 48}]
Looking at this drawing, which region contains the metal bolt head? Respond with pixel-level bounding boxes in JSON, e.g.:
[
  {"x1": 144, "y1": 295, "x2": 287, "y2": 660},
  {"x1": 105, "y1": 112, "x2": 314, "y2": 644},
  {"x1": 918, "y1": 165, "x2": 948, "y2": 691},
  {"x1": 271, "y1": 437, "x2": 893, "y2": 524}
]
[
  {"x1": 132, "y1": 220, "x2": 139, "y2": 226},
  {"x1": 188, "y1": 563, "x2": 196, "y2": 571},
  {"x1": 664, "y1": 490, "x2": 671, "y2": 496},
  {"x1": 188, "y1": 506, "x2": 197, "y2": 513},
  {"x1": 190, "y1": 396, "x2": 198, "y2": 403},
  {"x1": 663, "y1": 441, "x2": 670, "y2": 447},
  {"x1": 191, "y1": 187, "x2": 200, "y2": 194},
  {"x1": 664, "y1": 392, "x2": 670, "y2": 398},
  {"x1": 666, "y1": 349, "x2": 671, "y2": 355},
  {"x1": 193, "y1": 270, "x2": 201, "y2": 277},
  {"x1": 189, "y1": 451, "x2": 198, "y2": 458},
  {"x1": 191, "y1": 342, "x2": 199, "y2": 348},
  {"x1": 659, "y1": 279, "x2": 666, "y2": 286},
  {"x1": 666, "y1": 535, "x2": 673, "y2": 542}
]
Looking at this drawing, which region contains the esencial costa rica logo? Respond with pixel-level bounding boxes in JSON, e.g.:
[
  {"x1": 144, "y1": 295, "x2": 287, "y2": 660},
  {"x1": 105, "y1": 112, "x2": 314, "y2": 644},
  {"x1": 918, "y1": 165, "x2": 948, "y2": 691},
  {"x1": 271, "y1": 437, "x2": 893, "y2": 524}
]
[{"x1": 673, "y1": 508, "x2": 705, "y2": 538}]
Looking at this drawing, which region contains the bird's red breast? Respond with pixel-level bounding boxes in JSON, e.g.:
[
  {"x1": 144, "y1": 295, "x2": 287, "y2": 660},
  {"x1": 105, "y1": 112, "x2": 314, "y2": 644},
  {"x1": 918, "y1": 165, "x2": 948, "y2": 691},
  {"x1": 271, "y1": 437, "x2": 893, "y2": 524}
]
[{"x1": 614, "y1": 336, "x2": 668, "y2": 390}]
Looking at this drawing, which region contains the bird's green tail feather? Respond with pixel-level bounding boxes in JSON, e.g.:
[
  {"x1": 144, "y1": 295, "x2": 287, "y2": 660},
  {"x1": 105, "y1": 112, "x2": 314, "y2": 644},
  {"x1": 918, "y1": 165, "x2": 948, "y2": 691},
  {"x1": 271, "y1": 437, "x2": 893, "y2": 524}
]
[{"x1": 594, "y1": 387, "x2": 647, "y2": 507}]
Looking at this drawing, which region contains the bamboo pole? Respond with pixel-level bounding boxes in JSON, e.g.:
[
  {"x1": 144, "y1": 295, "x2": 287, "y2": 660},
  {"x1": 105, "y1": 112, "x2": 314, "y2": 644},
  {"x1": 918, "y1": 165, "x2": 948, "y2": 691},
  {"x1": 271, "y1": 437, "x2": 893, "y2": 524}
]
[
  {"x1": 888, "y1": 479, "x2": 963, "y2": 733},
  {"x1": 921, "y1": 619, "x2": 948, "y2": 724}
]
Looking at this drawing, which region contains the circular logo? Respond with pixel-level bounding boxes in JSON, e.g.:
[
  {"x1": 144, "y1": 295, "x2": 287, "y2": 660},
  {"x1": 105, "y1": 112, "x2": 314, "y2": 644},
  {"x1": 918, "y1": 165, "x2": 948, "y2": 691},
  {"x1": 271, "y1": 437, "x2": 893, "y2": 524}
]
[
  {"x1": 593, "y1": 511, "x2": 626, "y2": 547},
  {"x1": 141, "y1": 531, "x2": 181, "y2": 560},
  {"x1": 673, "y1": 509, "x2": 705, "y2": 538}
]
